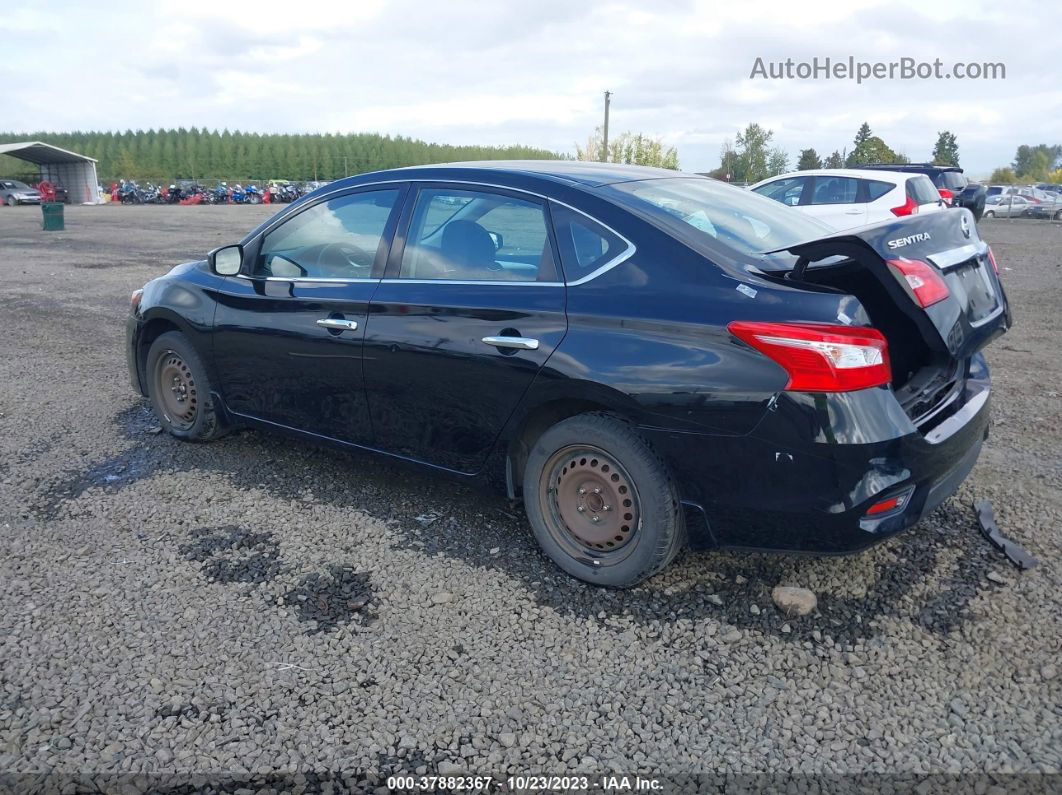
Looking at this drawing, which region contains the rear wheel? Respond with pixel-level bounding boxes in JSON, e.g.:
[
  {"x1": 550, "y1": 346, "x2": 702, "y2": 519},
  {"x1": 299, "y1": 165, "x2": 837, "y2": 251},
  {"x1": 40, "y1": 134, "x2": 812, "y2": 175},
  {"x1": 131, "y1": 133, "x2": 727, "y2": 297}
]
[
  {"x1": 523, "y1": 413, "x2": 684, "y2": 587},
  {"x1": 5, "y1": 196, "x2": 15, "y2": 207},
  {"x1": 146, "y1": 331, "x2": 226, "y2": 442},
  {"x1": 983, "y1": 210, "x2": 995, "y2": 218}
]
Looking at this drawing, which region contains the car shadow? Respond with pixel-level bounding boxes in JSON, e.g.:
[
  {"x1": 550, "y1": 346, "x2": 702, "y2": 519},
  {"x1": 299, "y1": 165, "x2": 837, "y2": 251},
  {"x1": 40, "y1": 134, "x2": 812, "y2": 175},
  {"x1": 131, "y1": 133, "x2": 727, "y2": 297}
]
[{"x1": 25, "y1": 401, "x2": 1003, "y2": 645}]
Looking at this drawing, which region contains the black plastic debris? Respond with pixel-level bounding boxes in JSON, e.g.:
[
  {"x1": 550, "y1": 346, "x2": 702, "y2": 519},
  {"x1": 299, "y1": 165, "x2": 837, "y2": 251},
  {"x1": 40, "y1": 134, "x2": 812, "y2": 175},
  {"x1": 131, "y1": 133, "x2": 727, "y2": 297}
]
[{"x1": 974, "y1": 499, "x2": 1040, "y2": 571}]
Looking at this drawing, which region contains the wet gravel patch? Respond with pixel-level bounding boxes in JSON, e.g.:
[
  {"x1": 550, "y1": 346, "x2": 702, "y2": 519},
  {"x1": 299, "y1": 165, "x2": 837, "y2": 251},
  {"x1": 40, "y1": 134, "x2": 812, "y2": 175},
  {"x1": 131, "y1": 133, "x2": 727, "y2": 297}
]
[
  {"x1": 282, "y1": 566, "x2": 375, "y2": 634},
  {"x1": 0, "y1": 207, "x2": 1059, "y2": 784},
  {"x1": 180, "y1": 526, "x2": 284, "y2": 586}
]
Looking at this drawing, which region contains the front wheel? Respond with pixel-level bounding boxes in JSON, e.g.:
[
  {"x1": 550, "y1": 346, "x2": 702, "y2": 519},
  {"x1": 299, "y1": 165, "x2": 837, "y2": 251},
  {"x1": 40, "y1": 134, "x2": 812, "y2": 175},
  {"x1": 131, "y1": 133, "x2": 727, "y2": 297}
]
[
  {"x1": 5, "y1": 196, "x2": 15, "y2": 207},
  {"x1": 523, "y1": 413, "x2": 684, "y2": 587},
  {"x1": 145, "y1": 331, "x2": 226, "y2": 442},
  {"x1": 983, "y1": 211, "x2": 995, "y2": 218}
]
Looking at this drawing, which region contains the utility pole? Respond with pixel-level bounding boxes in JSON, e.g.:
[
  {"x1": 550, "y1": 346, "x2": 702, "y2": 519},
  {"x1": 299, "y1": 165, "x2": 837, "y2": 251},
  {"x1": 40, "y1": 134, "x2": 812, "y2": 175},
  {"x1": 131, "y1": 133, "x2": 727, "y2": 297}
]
[{"x1": 601, "y1": 91, "x2": 611, "y2": 162}]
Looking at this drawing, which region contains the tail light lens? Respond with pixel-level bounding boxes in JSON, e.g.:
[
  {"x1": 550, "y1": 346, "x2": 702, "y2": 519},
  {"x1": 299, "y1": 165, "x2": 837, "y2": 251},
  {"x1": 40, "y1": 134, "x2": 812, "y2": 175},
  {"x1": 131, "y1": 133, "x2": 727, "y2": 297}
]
[
  {"x1": 728, "y1": 322, "x2": 891, "y2": 392},
  {"x1": 130, "y1": 288, "x2": 144, "y2": 314},
  {"x1": 937, "y1": 188, "x2": 954, "y2": 205},
  {"x1": 890, "y1": 195, "x2": 920, "y2": 217},
  {"x1": 887, "y1": 258, "x2": 950, "y2": 308},
  {"x1": 987, "y1": 246, "x2": 999, "y2": 274}
]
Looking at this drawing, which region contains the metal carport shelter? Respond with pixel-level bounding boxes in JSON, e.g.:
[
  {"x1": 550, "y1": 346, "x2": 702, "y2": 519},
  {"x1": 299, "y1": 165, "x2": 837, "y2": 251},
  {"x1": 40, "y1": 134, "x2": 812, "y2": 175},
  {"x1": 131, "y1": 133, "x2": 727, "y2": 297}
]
[{"x1": 0, "y1": 141, "x2": 99, "y2": 204}]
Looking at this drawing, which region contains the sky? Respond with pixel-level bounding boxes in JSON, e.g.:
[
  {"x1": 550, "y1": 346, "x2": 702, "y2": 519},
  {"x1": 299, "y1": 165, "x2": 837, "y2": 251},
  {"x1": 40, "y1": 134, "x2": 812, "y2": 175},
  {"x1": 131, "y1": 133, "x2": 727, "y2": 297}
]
[{"x1": 1, "y1": 0, "x2": 1059, "y2": 178}]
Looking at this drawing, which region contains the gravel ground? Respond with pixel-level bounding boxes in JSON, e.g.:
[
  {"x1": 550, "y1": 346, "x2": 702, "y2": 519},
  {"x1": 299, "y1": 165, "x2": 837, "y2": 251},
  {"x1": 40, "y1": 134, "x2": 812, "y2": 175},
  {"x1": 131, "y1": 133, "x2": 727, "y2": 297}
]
[{"x1": 0, "y1": 206, "x2": 1059, "y2": 792}]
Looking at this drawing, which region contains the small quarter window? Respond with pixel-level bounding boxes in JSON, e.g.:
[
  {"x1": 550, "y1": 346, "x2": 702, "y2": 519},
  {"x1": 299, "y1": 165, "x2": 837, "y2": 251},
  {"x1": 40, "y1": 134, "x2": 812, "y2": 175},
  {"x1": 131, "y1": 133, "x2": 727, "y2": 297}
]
[
  {"x1": 550, "y1": 205, "x2": 626, "y2": 280},
  {"x1": 864, "y1": 180, "x2": 894, "y2": 201}
]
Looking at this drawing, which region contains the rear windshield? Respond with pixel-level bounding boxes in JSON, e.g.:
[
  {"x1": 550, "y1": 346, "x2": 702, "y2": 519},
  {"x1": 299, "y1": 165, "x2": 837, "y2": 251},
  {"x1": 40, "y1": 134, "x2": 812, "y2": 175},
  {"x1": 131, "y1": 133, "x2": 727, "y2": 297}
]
[
  {"x1": 907, "y1": 176, "x2": 941, "y2": 205},
  {"x1": 933, "y1": 171, "x2": 966, "y2": 190},
  {"x1": 605, "y1": 177, "x2": 831, "y2": 257}
]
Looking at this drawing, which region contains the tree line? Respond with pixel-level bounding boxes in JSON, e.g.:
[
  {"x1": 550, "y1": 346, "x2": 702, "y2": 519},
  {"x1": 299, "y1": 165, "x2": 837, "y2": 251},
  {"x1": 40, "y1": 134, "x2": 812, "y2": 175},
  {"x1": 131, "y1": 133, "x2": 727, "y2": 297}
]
[
  {"x1": 710, "y1": 121, "x2": 960, "y2": 184},
  {"x1": 711, "y1": 122, "x2": 1062, "y2": 186},
  {"x1": 987, "y1": 145, "x2": 1062, "y2": 184},
  {"x1": 0, "y1": 129, "x2": 560, "y2": 183}
]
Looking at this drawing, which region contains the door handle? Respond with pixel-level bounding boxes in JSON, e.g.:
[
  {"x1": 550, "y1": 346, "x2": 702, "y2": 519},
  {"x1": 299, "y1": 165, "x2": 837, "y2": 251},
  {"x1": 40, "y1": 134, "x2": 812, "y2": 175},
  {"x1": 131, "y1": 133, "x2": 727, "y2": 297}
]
[
  {"x1": 482, "y1": 335, "x2": 539, "y2": 350},
  {"x1": 316, "y1": 318, "x2": 358, "y2": 331},
  {"x1": 844, "y1": 210, "x2": 862, "y2": 215}
]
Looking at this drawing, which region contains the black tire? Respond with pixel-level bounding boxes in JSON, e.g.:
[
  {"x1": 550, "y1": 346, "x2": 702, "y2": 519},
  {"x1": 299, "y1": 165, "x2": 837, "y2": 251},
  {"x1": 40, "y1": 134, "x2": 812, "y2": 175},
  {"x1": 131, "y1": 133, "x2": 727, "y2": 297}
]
[
  {"x1": 5, "y1": 196, "x2": 15, "y2": 207},
  {"x1": 983, "y1": 211, "x2": 994, "y2": 218},
  {"x1": 523, "y1": 413, "x2": 684, "y2": 587},
  {"x1": 145, "y1": 331, "x2": 226, "y2": 442},
  {"x1": 1054, "y1": 210, "x2": 1062, "y2": 221}
]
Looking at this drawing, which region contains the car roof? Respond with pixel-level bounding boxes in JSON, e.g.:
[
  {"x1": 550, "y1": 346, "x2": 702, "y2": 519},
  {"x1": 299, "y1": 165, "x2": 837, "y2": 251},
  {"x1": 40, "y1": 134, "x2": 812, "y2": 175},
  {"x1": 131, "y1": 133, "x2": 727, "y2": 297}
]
[
  {"x1": 862, "y1": 162, "x2": 964, "y2": 174},
  {"x1": 751, "y1": 168, "x2": 913, "y2": 185},
  {"x1": 339, "y1": 160, "x2": 690, "y2": 189}
]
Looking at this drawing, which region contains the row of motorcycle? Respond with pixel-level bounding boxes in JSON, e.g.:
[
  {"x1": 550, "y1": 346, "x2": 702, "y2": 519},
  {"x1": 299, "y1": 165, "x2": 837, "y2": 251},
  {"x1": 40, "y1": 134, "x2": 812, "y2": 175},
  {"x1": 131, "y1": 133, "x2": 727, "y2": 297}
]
[{"x1": 114, "y1": 181, "x2": 304, "y2": 205}]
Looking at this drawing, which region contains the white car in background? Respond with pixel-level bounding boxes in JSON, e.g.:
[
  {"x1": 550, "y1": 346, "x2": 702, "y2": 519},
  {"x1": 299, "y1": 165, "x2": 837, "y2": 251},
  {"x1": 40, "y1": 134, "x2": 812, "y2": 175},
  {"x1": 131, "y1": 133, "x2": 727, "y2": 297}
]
[{"x1": 748, "y1": 168, "x2": 945, "y2": 231}]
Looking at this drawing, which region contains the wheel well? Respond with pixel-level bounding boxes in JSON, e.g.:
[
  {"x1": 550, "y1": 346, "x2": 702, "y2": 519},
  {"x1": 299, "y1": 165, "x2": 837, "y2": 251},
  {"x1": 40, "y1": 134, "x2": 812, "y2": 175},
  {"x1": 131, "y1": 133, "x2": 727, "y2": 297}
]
[
  {"x1": 506, "y1": 399, "x2": 622, "y2": 498},
  {"x1": 137, "y1": 318, "x2": 182, "y2": 387}
]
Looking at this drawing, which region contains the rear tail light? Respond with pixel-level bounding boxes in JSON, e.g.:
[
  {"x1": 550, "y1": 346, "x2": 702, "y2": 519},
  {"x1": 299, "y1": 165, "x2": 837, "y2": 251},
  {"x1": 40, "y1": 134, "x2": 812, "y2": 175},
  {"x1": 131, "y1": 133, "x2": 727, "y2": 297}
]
[
  {"x1": 937, "y1": 188, "x2": 954, "y2": 205},
  {"x1": 728, "y1": 322, "x2": 891, "y2": 392},
  {"x1": 890, "y1": 195, "x2": 920, "y2": 217},
  {"x1": 130, "y1": 289, "x2": 144, "y2": 314},
  {"x1": 887, "y1": 258, "x2": 950, "y2": 308},
  {"x1": 987, "y1": 246, "x2": 999, "y2": 274}
]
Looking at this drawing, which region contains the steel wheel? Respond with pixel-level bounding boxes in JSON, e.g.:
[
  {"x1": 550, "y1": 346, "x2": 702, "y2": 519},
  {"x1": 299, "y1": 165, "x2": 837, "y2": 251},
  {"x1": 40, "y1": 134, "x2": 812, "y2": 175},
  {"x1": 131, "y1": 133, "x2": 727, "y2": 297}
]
[
  {"x1": 539, "y1": 444, "x2": 641, "y2": 565},
  {"x1": 154, "y1": 349, "x2": 198, "y2": 430}
]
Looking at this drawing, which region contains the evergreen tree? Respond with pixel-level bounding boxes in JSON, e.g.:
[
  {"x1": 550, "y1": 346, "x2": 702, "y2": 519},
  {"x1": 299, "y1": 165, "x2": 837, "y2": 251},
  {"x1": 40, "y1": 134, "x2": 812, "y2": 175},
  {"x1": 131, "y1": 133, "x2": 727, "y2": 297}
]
[
  {"x1": 823, "y1": 151, "x2": 844, "y2": 168},
  {"x1": 797, "y1": 148, "x2": 822, "y2": 170},
  {"x1": 931, "y1": 131, "x2": 959, "y2": 166}
]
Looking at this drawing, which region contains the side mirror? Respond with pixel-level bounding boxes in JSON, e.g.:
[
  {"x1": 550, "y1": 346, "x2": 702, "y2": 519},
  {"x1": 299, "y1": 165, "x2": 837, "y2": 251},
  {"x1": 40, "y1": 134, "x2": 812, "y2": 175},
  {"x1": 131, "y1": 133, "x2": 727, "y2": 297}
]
[
  {"x1": 209, "y1": 244, "x2": 243, "y2": 276},
  {"x1": 487, "y1": 231, "x2": 504, "y2": 250}
]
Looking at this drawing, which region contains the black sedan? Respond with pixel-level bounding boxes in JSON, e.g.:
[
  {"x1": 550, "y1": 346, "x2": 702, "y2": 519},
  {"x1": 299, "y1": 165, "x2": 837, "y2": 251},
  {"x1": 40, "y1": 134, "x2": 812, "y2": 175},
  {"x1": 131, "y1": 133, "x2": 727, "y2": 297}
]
[{"x1": 127, "y1": 162, "x2": 1010, "y2": 587}]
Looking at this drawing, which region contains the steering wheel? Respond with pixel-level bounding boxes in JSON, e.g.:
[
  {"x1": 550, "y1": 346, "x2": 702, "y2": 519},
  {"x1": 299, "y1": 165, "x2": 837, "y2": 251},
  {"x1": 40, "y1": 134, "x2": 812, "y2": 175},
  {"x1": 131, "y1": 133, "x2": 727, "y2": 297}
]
[{"x1": 316, "y1": 241, "x2": 374, "y2": 276}]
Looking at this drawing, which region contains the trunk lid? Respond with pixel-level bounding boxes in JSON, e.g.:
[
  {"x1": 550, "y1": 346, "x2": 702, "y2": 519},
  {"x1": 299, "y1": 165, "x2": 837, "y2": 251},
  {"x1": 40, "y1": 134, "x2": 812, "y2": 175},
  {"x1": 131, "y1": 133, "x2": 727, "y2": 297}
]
[
  {"x1": 765, "y1": 210, "x2": 1010, "y2": 427},
  {"x1": 773, "y1": 210, "x2": 1010, "y2": 363}
]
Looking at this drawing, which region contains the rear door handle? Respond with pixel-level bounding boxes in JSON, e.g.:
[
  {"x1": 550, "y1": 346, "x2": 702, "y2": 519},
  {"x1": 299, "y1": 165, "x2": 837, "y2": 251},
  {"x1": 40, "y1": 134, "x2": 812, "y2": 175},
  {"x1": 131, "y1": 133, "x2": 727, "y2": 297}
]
[
  {"x1": 482, "y1": 335, "x2": 539, "y2": 350},
  {"x1": 316, "y1": 318, "x2": 358, "y2": 331}
]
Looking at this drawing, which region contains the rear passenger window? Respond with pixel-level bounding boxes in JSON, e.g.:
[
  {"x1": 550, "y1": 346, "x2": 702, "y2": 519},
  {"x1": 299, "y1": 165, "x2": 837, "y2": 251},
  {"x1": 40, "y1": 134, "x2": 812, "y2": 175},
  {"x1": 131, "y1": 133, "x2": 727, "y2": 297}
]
[
  {"x1": 810, "y1": 176, "x2": 858, "y2": 205},
  {"x1": 551, "y1": 205, "x2": 627, "y2": 281},
  {"x1": 399, "y1": 188, "x2": 555, "y2": 282},
  {"x1": 864, "y1": 180, "x2": 893, "y2": 201}
]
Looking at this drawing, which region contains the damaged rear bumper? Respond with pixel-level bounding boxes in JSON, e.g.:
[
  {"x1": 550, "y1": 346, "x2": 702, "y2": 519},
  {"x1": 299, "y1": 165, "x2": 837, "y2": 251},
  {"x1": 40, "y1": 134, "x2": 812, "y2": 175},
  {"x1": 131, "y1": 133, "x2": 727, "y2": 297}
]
[{"x1": 643, "y1": 353, "x2": 993, "y2": 554}]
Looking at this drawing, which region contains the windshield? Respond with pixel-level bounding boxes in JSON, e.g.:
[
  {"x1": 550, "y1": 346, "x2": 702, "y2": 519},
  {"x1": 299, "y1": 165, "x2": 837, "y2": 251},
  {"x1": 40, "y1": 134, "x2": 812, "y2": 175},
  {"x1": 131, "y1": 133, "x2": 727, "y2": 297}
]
[{"x1": 606, "y1": 177, "x2": 831, "y2": 257}]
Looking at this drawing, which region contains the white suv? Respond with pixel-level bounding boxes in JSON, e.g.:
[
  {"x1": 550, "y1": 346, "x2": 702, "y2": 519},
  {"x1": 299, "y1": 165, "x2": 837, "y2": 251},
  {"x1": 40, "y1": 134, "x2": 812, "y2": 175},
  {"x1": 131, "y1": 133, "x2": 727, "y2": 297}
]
[{"x1": 748, "y1": 169, "x2": 945, "y2": 231}]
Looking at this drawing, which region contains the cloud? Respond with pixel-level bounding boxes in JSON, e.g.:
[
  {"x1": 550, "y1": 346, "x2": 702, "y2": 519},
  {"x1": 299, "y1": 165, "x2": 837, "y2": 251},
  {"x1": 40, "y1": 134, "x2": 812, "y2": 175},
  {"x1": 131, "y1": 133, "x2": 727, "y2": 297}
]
[{"x1": 0, "y1": 0, "x2": 1058, "y2": 176}]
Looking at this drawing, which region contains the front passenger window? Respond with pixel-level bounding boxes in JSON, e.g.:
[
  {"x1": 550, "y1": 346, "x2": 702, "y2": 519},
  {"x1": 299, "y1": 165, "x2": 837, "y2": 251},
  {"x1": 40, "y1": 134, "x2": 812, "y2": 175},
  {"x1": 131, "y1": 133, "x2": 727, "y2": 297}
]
[
  {"x1": 256, "y1": 189, "x2": 399, "y2": 279},
  {"x1": 753, "y1": 177, "x2": 806, "y2": 206}
]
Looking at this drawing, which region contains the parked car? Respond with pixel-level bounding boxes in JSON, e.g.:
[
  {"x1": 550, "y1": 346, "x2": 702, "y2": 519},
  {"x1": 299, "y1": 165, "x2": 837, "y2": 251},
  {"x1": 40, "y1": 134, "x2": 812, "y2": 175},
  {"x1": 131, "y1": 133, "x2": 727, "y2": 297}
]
[
  {"x1": 1025, "y1": 194, "x2": 1062, "y2": 220},
  {"x1": 982, "y1": 195, "x2": 1033, "y2": 218},
  {"x1": 861, "y1": 163, "x2": 987, "y2": 220},
  {"x1": 0, "y1": 179, "x2": 42, "y2": 206},
  {"x1": 748, "y1": 168, "x2": 945, "y2": 231},
  {"x1": 127, "y1": 162, "x2": 1009, "y2": 587}
]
